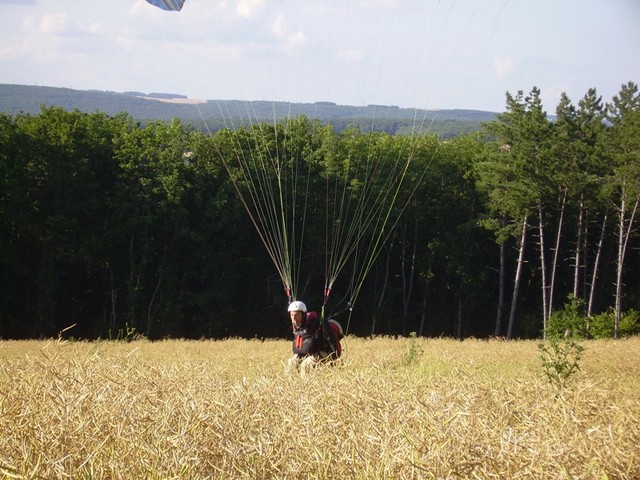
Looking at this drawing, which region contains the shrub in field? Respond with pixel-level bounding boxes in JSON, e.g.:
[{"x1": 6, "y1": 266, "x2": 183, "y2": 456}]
[
  {"x1": 108, "y1": 322, "x2": 141, "y2": 341},
  {"x1": 401, "y1": 332, "x2": 424, "y2": 366},
  {"x1": 589, "y1": 308, "x2": 640, "y2": 339},
  {"x1": 546, "y1": 296, "x2": 640, "y2": 340},
  {"x1": 545, "y1": 295, "x2": 587, "y2": 338},
  {"x1": 538, "y1": 336, "x2": 584, "y2": 390}
]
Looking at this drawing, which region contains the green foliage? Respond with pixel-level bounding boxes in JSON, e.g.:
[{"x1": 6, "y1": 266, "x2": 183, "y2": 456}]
[
  {"x1": 545, "y1": 296, "x2": 587, "y2": 339},
  {"x1": 401, "y1": 332, "x2": 424, "y2": 366},
  {"x1": 109, "y1": 322, "x2": 142, "y2": 342},
  {"x1": 589, "y1": 309, "x2": 640, "y2": 339},
  {"x1": 0, "y1": 82, "x2": 639, "y2": 340},
  {"x1": 546, "y1": 297, "x2": 640, "y2": 340},
  {"x1": 538, "y1": 336, "x2": 584, "y2": 390}
]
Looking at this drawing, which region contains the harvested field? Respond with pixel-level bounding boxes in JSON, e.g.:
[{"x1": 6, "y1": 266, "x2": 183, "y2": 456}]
[{"x1": 1, "y1": 337, "x2": 639, "y2": 479}]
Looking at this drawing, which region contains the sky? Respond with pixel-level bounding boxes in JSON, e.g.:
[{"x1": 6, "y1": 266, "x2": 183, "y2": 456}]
[{"x1": 0, "y1": 0, "x2": 638, "y2": 113}]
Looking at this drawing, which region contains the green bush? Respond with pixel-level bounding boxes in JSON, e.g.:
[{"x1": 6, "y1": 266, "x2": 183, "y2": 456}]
[
  {"x1": 589, "y1": 309, "x2": 640, "y2": 339},
  {"x1": 620, "y1": 310, "x2": 640, "y2": 337},
  {"x1": 538, "y1": 336, "x2": 585, "y2": 390},
  {"x1": 546, "y1": 295, "x2": 640, "y2": 340},
  {"x1": 402, "y1": 332, "x2": 424, "y2": 366},
  {"x1": 545, "y1": 296, "x2": 587, "y2": 339}
]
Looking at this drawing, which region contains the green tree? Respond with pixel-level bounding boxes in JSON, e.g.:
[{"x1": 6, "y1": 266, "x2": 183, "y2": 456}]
[
  {"x1": 548, "y1": 89, "x2": 609, "y2": 323},
  {"x1": 0, "y1": 113, "x2": 28, "y2": 336},
  {"x1": 572, "y1": 89, "x2": 609, "y2": 318},
  {"x1": 113, "y1": 119, "x2": 195, "y2": 336},
  {"x1": 606, "y1": 82, "x2": 640, "y2": 337},
  {"x1": 3, "y1": 108, "x2": 130, "y2": 337},
  {"x1": 477, "y1": 89, "x2": 543, "y2": 338}
]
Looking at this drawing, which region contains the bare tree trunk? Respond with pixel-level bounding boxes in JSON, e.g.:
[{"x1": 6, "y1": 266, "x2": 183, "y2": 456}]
[
  {"x1": 494, "y1": 215, "x2": 507, "y2": 337},
  {"x1": 456, "y1": 297, "x2": 463, "y2": 340},
  {"x1": 371, "y1": 243, "x2": 392, "y2": 336},
  {"x1": 418, "y1": 281, "x2": 429, "y2": 337},
  {"x1": 128, "y1": 225, "x2": 146, "y2": 330},
  {"x1": 614, "y1": 193, "x2": 626, "y2": 339},
  {"x1": 146, "y1": 270, "x2": 163, "y2": 337},
  {"x1": 418, "y1": 253, "x2": 435, "y2": 337},
  {"x1": 615, "y1": 191, "x2": 638, "y2": 338},
  {"x1": 507, "y1": 215, "x2": 528, "y2": 340},
  {"x1": 400, "y1": 220, "x2": 418, "y2": 335},
  {"x1": 587, "y1": 208, "x2": 608, "y2": 318},
  {"x1": 548, "y1": 189, "x2": 567, "y2": 322},
  {"x1": 537, "y1": 202, "x2": 549, "y2": 332},
  {"x1": 582, "y1": 214, "x2": 589, "y2": 302},
  {"x1": 369, "y1": 291, "x2": 378, "y2": 336},
  {"x1": 109, "y1": 268, "x2": 117, "y2": 335},
  {"x1": 494, "y1": 240, "x2": 506, "y2": 336},
  {"x1": 573, "y1": 194, "x2": 585, "y2": 298}
]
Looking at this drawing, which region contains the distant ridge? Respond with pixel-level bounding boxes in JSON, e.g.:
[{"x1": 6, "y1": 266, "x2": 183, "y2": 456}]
[{"x1": 0, "y1": 83, "x2": 498, "y2": 137}]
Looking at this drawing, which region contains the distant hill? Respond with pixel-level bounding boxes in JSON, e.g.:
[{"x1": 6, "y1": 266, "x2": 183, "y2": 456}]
[{"x1": 0, "y1": 84, "x2": 498, "y2": 137}]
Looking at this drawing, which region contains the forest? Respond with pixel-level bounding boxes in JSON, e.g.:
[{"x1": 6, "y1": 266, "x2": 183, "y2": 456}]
[
  {"x1": 0, "y1": 84, "x2": 492, "y2": 139},
  {"x1": 0, "y1": 83, "x2": 638, "y2": 340}
]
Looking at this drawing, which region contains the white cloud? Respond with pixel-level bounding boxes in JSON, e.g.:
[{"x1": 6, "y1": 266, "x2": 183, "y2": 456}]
[
  {"x1": 540, "y1": 83, "x2": 571, "y2": 109},
  {"x1": 493, "y1": 55, "x2": 517, "y2": 79},
  {"x1": 0, "y1": 42, "x2": 27, "y2": 60},
  {"x1": 26, "y1": 12, "x2": 102, "y2": 38},
  {"x1": 358, "y1": 0, "x2": 397, "y2": 8},
  {"x1": 338, "y1": 49, "x2": 363, "y2": 61},
  {"x1": 39, "y1": 13, "x2": 71, "y2": 34},
  {"x1": 271, "y1": 13, "x2": 286, "y2": 38},
  {"x1": 236, "y1": 0, "x2": 264, "y2": 18},
  {"x1": 283, "y1": 31, "x2": 306, "y2": 52},
  {"x1": 270, "y1": 14, "x2": 306, "y2": 52}
]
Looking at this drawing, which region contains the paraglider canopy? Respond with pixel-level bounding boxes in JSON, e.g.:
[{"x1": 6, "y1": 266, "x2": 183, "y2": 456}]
[{"x1": 145, "y1": 0, "x2": 185, "y2": 12}]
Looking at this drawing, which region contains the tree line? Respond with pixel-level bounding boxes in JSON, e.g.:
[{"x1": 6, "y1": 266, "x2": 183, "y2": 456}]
[
  {"x1": 0, "y1": 84, "x2": 491, "y2": 139},
  {"x1": 0, "y1": 83, "x2": 638, "y2": 340}
]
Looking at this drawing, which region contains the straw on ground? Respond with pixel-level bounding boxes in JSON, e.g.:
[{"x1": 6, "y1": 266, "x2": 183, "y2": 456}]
[{"x1": 1, "y1": 337, "x2": 638, "y2": 479}]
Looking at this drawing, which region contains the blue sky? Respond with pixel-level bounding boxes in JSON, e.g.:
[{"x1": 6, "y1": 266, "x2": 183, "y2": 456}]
[{"x1": 0, "y1": 0, "x2": 638, "y2": 112}]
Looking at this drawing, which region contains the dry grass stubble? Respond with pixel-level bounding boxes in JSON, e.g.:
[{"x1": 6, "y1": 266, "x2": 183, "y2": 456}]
[{"x1": 1, "y1": 337, "x2": 639, "y2": 479}]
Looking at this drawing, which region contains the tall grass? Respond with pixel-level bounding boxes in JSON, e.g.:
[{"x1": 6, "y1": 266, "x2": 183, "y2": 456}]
[{"x1": 1, "y1": 337, "x2": 638, "y2": 479}]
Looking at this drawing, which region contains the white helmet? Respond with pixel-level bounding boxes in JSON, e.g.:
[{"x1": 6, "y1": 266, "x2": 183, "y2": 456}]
[{"x1": 288, "y1": 301, "x2": 307, "y2": 313}]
